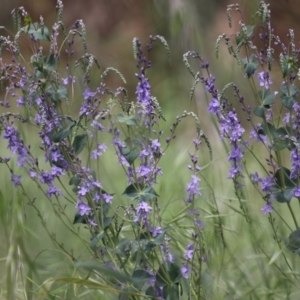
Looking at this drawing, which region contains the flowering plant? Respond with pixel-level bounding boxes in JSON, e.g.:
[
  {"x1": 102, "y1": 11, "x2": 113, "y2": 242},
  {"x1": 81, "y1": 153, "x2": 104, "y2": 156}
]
[{"x1": 2, "y1": 1, "x2": 300, "y2": 299}]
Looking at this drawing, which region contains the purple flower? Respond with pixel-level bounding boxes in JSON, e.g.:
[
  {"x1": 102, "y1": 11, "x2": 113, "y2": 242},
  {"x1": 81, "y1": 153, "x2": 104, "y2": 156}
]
[
  {"x1": 40, "y1": 171, "x2": 54, "y2": 184},
  {"x1": 75, "y1": 200, "x2": 91, "y2": 216},
  {"x1": 102, "y1": 193, "x2": 113, "y2": 204},
  {"x1": 47, "y1": 184, "x2": 63, "y2": 197},
  {"x1": 290, "y1": 148, "x2": 300, "y2": 179},
  {"x1": 62, "y1": 75, "x2": 76, "y2": 85},
  {"x1": 136, "y1": 74, "x2": 151, "y2": 105},
  {"x1": 150, "y1": 226, "x2": 162, "y2": 237},
  {"x1": 78, "y1": 185, "x2": 90, "y2": 197},
  {"x1": 258, "y1": 71, "x2": 273, "y2": 89},
  {"x1": 261, "y1": 202, "x2": 273, "y2": 214},
  {"x1": 151, "y1": 139, "x2": 161, "y2": 152},
  {"x1": 134, "y1": 201, "x2": 152, "y2": 223},
  {"x1": 185, "y1": 175, "x2": 201, "y2": 203},
  {"x1": 17, "y1": 96, "x2": 25, "y2": 106},
  {"x1": 208, "y1": 97, "x2": 220, "y2": 114},
  {"x1": 51, "y1": 166, "x2": 65, "y2": 177},
  {"x1": 261, "y1": 176, "x2": 274, "y2": 193},
  {"x1": 195, "y1": 219, "x2": 204, "y2": 228},
  {"x1": 251, "y1": 172, "x2": 262, "y2": 184},
  {"x1": 83, "y1": 88, "x2": 96, "y2": 100},
  {"x1": 282, "y1": 113, "x2": 290, "y2": 124},
  {"x1": 228, "y1": 145, "x2": 243, "y2": 161},
  {"x1": 11, "y1": 174, "x2": 22, "y2": 187},
  {"x1": 184, "y1": 243, "x2": 194, "y2": 260},
  {"x1": 91, "y1": 143, "x2": 107, "y2": 159},
  {"x1": 294, "y1": 186, "x2": 300, "y2": 198},
  {"x1": 181, "y1": 264, "x2": 192, "y2": 279}
]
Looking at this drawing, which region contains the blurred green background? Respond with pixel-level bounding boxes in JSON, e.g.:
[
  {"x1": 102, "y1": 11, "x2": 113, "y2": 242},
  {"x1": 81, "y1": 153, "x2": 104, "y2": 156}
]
[{"x1": 1, "y1": 0, "x2": 300, "y2": 299}]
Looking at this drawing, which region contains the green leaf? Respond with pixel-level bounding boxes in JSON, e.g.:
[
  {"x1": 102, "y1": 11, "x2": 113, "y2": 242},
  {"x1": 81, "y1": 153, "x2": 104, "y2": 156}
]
[
  {"x1": 156, "y1": 265, "x2": 169, "y2": 286},
  {"x1": 245, "y1": 25, "x2": 255, "y2": 37},
  {"x1": 281, "y1": 56, "x2": 298, "y2": 77},
  {"x1": 280, "y1": 84, "x2": 298, "y2": 109},
  {"x1": 145, "y1": 286, "x2": 156, "y2": 297},
  {"x1": 51, "y1": 87, "x2": 68, "y2": 102},
  {"x1": 280, "y1": 94, "x2": 297, "y2": 110},
  {"x1": 272, "y1": 167, "x2": 296, "y2": 203},
  {"x1": 120, "y1": 146, "x2": 139, "y2": 165},
  {"x1": 76, "y1": 261, "x2": 132, "y2": 283},
  {"x1": 131, "y1": 269, "x2": 153, "y2": 289},
  {"x1": 274, "y1": 167, "x2": 295, "y2": 188},
  {"x1": 43, "y1": 53, "x2": 57, "y2": 70},
  {"x1": 285, "y1": 228, "x2": 300, "y2": 255},
  {"x1": 73, "y1": 212, "x2": 87, "y2": 224},
  {"x1": 156, "y1": 262, "x2": 182, "y2": 287},
  {"x1": 241, "y1": 54, "x2": 258, "y2": 78},
  {"x1": 244, "y1": 61, "x2": 258, "y2": 78},
  {"x1": 69, "y1": 175, "x2": 81, "y2": 186},
  {"x1": 123, "y1": 183, "x2": 159, "y2": 201},
  {"x1": 90, "y1": 232, "x2": 106, "y2": 250},
  {"x1": 168, "y1": 263, "x2": 182, "y2": 283},
  {"x1": 116, "y1": 113, "x2": 137, "y2": 126},
  {"x1": 153, "y1": 227, "x2": 173, "y2": 245},
  {"x1": 49, "y1": 119, "x2": 75, "y2": 143},
  {"x1": 258, "y1": 89, "x2": 275, "y2": 107},
  {"x1": 253, "y1": 106, "x2": 265, "y2": 118},
  {"x1": 163, "y1": 284, "x2": 180, "y2": 300},
  {"x1": 27, "y1": 23, "x2": 50, "y2": 41},
  {"x1": 72, "y1": 134, "x2": 87, "y2": 155}
]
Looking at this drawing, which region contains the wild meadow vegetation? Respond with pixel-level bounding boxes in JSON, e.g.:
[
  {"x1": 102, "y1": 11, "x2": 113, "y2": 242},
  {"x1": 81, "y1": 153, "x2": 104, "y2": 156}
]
[{"x1": 2, "y1": 1, "x2": 300, "y2": 299}]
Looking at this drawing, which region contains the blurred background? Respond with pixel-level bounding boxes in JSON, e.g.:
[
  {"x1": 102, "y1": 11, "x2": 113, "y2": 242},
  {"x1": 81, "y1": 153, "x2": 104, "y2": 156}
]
[{"x1": 1, "y1": 0, "x2": 300, "y2": 298}]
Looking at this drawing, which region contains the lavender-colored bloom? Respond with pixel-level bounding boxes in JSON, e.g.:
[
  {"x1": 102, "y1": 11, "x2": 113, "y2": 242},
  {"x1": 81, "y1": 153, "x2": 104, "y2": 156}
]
[
  {"x1": 195, "y1": 219, "x2": 204, "y2": 228},
  {"x1": 151, "y1": 139, "x2": 161, "y2": 152},
  {"x1": 186, "y1": 175, "x2": 201, "y2": 203},
  {"x1": 78, "y1": 183, "x2": 91, "y2": 197},
  {"x1": 76, "y1": 200, "x2": 91, "y2": 216},
  {"x1": 83, "y1": 88, "x2": 96, "y2": 100},
  {"x1": 294, "y1": 186, "x2": 300, "y2": 198},
  {"x1": 184, "y1": 243, "x2": 194, "y2": 260},
  {"x1": 102, "y1": 193, "x2": 113, "y2": 204},
  {"x1": 134, "y1": 201, "x2": 152, "y2": 223},
  {"x1": 228, "y1": 145, "x2": 243, "y2": 162},
  {"x1": 258, "y1": 71, "x2": 273, "y2": 89},
  {"x1": 207, "y1": 97, "x2": 220, "y2": 114},
  {"x1": 261, "y1": 202, "x2": 273, "y2": 214},
  {"x1": 47, "y1": 184, "x2": 63, "y2": 197},
  {"x1": 29, "y1": 169, "x2": 38, "y2": 178},
  {"x1": 88, "y1": 219, "x2": 97, "y2": 226},
  {"x1": 181, "y1": 264, "x2": 192, "y2": 279},
  {"x1": 136, "y1": 74, "x2": 151, "y2": 105},
  {"x1": 62, "y1": 75, "x2": 76, "y2": 85},
  {"x1": 11, "y1": 174, "x2": 22, "y2": 187},
  {"x1": 251, "y1": 172, "x2": 262, "y2": 184},
  {"x1": 91, "y1": 143, "x2": 107, "y2": 159},
  {"x1": 40, "y1": 171, "x2": 54, "y2": 184},
  {"x1": 17, "y1": 96, "x2": 25, "y2": 106},
  {"x1": 139, "y1": 149, "x2": 150, "y2": 159},
  {"x1": 290, "y1": 148, "x2": 300, "y2": 179},
  {"x1": 51, "y1": 165, "x2": 64, "y2": 177},
  {"x1": 90, "y1": 120, "x2": 104, "y2": 131},
  {"x1": 205, "y1": 75, "x2": 216, "y2": 93},
  {"x1": 150, "y1": 226, "x2": 162, "y2": 237},
  {"x1": 282, "y1": 113, "x2": 290, "y2": 124},
  {"x1": 261, "y1": 176, "x2": 274, "y2": 193},
  {"x1": 220, "y1": 111, "x2": 245, "y2": 142}
]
